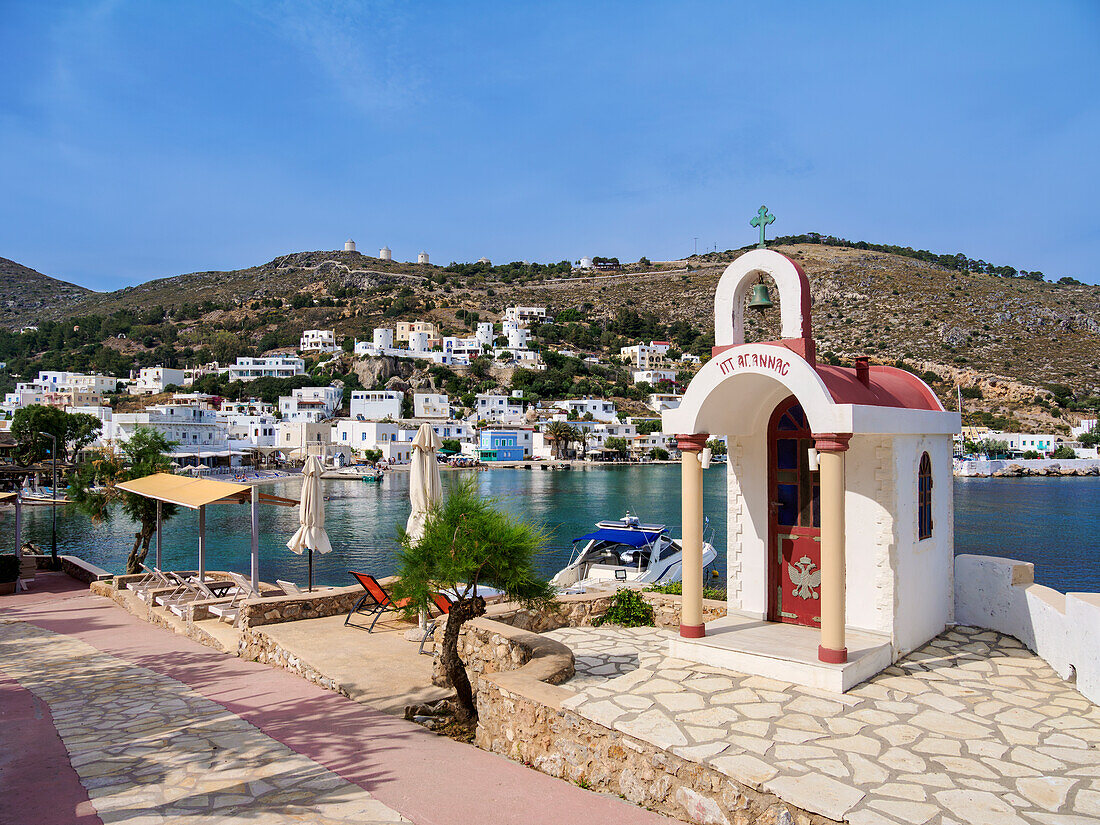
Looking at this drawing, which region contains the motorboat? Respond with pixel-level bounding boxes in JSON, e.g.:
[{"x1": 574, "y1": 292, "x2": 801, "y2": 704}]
[{"x1": 550, "y1": 513, "x2": 717, "y2": 593}]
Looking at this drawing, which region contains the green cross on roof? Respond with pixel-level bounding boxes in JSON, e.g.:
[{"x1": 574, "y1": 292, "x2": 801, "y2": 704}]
[{"x1": 750, "y1": 205, "x2": 775, "y2": 248}]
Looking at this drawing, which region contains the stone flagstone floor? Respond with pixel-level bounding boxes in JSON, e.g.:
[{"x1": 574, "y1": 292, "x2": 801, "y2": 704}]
[
  {"x1": 545, "y1": 624, "x2": 1100, "y2": 824},
  {"x1": 0, "y1": 619, "x2": 409, "y2": 825}
]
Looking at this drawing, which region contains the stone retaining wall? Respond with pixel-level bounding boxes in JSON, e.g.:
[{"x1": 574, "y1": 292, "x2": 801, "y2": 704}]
[
  {"x1": 475, "y1": 673, "x2": 824, "y2": 825},
  {"x1": 487, "y1": 590, "x2": 727, "y2": 633},
  {"x1": 236, "y1": 626, "x2": 346, "y2": 694},
  {"x1": 236, "y1": 585, "x2": 362, "y2": 629},
  {"x1": 955, "y1": 458, "x2": 1100, "y2": 477},
  {"x1": 430, "y1": 616, "x2": 575, "y2": 690}
]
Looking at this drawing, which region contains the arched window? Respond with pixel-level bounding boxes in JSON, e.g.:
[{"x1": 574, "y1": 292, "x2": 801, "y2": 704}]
[{"x1": 918, "y1": 452, "x2": 933, "y2": 540}]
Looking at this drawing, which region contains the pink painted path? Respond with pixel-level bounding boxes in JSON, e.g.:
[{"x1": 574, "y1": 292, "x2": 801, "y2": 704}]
[{"x1": 0, "y1": 574, "x2": 673, "y2": 825}]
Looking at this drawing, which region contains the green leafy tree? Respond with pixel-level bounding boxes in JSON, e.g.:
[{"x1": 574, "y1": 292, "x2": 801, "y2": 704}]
[
  {"x1": 11, "y1": 405, "x2": 101, "y2": 463},
  {"x1": 543, "y1": 420, "x2": 574, "y2": 458},
  {"x1": 1079, "y1": 425, "x2": 1100, "y2": 448},
  {"x1": 604, "y1": 436, "x2": 628, "y2": 459},
  {"x1": 649, "y1": 447, "x2": 670, "y2": 461},
  {"x1": 706, "y1": 438, "x2": 728, "y2": 456},
  {"x1": 68, "y1": 427, "x2": 179, "y2": 574},
  {"x1": 393, "y1": 478, "x2": 553, "y2": 721},
  {"x1": 1052, "y1": 445, "x2": 1077, "y2": 459}
]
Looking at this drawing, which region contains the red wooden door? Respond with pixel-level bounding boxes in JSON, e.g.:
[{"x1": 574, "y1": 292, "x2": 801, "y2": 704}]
[{"x1": 767, "y1": 397, "x2": 822, "y2": 627}]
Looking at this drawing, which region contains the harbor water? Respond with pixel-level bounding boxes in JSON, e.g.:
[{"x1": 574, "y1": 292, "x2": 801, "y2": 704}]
[{"x1": 4, "y1": 466, "x2": 1098, "y2": 593}]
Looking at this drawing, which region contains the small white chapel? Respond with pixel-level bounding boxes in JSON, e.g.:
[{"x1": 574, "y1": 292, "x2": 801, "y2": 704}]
[{"x1": 662, "y1": 249, "x2": 960, "y2": 691}]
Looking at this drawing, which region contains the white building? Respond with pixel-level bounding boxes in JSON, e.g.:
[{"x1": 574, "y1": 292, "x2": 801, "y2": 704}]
[
  {"x1": 414, "y1": 393, "x2": 451, "y2": 419},
  {"x1": 578, "y1": 256, "x2": 594, "y2": 269},
  {"x1": 299, "y1": 329, "x2": 340, "y2": 353},
  {"x1": 344, "y1": 239, "x2": 356, "y2": 252},
  {"x1": 279, "y1": 386, "x2": 344, "y2": 422},
  {"x1": 373, "y1": 328, "x2": 395, "y2": 350},
  {"x1": 634, "y1": 368, "x2": 678, "y2": 386},
  {"x1": 350, "y1": 390, "x2": 403, "y2": 420},
  {"x1": 220, "y1": 398, "x2": 274, "y2": 416},
  {"x1": 475, "y1": 322, "x2": 496, "y2": 348},
  {"x1": 649, "y1": 393, "x2": 683, "y2": 413},
  {"x1": 224, "y1": 414, "x2": 277, "y2": 450},
  {"x1": 442, "y1": 336, "x2": 483, "y2": 362},
  {"x1": 502, "y1": 320, "x2": 530, "y2": 350},
  {"x1": 229, "y1": 356, "x2": 306, "y2": 382},
  {"x1": 620, "y1": 343, "x2": 667, "y2": 370},
  {"x1": 132, "y1": 367, "x2": 186, "y2": 395},
  {"x1": 475, "y1": 392, "x2": 526, "y2": 424},
  {"x1": 418, "y1": 251, "x2": 430, "y2": 265},
  {"x1": 503, "y1": 306, "x2": 548, "y2": 325},
  {"x1": 112, "y1": 404, "x2": 230, "y2": 461},
  {"x1": 36, "y1": 371, "x2": 119, "y2": 395},
  {"x1": 380, "y1": 246, "x2": 392, "y2": 260},
  {"x1": 277, "y1": 420, "x2": 338, "y2": 461},
  {"x1": 555, "y1": 398, "x2": 619, "y2": 423},
  {"x1": 332, "y1": 420, "x2": 412, "y2": 462}
]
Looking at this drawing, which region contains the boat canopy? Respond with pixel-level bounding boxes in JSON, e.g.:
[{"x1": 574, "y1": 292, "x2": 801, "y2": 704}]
[{"x1": 573, "y1": 528, "x2": 663, "y2": 547}]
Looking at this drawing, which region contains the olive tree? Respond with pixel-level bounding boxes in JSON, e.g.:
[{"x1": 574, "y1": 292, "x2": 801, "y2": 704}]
[
  {"x1": 393, "y1": 477, "x2": 553, "y2": 721},
  {"x1": 68, "y1": 427, "x2": 179, "y2": 574}
]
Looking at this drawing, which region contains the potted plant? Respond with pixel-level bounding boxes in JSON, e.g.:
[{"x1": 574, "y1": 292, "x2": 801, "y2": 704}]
[{"x1": 0, "y1": 555, "x2": 19, "y2": 596}]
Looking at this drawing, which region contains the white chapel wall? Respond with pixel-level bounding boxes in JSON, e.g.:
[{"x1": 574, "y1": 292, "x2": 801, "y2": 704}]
[
  {"x1": 727, "y1": 432, "x2": 770, "y2": 618},
  {"x1": 891, "y1": 434, "x2": 955, "y2": 655}
]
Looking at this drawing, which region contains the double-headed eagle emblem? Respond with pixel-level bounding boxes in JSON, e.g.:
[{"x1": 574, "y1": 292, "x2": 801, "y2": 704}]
[{"x1": 788, "y1": 556, "x2": 820, "y2": 600}]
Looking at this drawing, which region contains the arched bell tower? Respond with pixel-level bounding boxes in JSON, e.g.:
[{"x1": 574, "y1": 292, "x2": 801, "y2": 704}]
[{"x1": 713, "y1": 249, "x2": 816, "y2": 364}]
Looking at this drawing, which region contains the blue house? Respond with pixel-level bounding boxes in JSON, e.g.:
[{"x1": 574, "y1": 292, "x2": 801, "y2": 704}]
[{"x1": 478, "y1": 428, "x2": 527, "y2": 462}]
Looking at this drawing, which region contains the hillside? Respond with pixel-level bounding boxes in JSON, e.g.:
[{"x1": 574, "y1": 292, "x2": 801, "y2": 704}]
[
  {"x1": 2, "y1": 242, "x2": 1098, "y2": 433},
  {"x1": 0, "y1": 256, "x2": 94, "y2": 327}
]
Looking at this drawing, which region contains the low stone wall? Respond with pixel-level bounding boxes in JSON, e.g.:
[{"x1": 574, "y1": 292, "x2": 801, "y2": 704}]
[
  {"x1": 430, "y1": 616, "x2": 575, "y2": 690},
  {"x1": 475, "y1": 673, "x2": 819, "y2": 825},
  {"x1": 92, "y1": 578, "x2": 236, "y2": 653},
  {"x1": 487, "y1": 589, "x2": 727, "y2": 633},
  {"x1": 236, "y1": 626, "x2": 346, "y2": 694},
  {"x1": 955, "y1": 554, "x2": 1100, "y2": 704},
  {"x1": 236, "y1": 585, "x2": 363, "y2": 630}
]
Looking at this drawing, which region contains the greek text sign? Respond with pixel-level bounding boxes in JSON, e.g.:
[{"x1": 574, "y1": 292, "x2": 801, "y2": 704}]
[{"x1": 718, "y1": 350, "x2": 790, "y2": 376}]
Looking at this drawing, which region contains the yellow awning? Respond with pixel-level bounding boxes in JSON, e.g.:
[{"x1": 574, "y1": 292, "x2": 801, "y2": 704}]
[{"x1": 116, "y1": 473, "x2": 252, "y2": 509}]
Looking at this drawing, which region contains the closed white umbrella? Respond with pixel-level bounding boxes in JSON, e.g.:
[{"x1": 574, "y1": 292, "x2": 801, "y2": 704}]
[
  {"x1": 287, "y1": 454, "x2": 332, "y2": 591},
  {"x1": 407, "y1": 423, "x2": 443, "y2": 633},
  {"x1": 406, "y1": 423, "x2": 443, "y2": 544}
]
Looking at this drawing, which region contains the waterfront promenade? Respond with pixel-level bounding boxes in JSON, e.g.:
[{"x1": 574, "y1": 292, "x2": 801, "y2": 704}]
[{"x1": 0, "y1": 574, "x2": 671, "y2": 825}]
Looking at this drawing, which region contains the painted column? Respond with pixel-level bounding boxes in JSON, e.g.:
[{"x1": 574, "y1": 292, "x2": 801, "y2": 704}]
[
  {"x1": 155, "y1": 500, "x2": 162, "y2": 570},
  {"x1": 677, "y1": 433, "x2": 710, "y2": 638},
  {"x1": 250, "y1": 486, "x2": 260, "y2": 592},
  {"x1": 814, "y1": 433, "x2": 851, "y2": 664},
  {"x1": 197, "y1": 505, "x2": 206, "y2": 581}
]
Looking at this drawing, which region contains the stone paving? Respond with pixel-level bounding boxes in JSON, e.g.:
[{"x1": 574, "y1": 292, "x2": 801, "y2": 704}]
[
  {"x1": 0, "y1": 618, "x2": 408, "y2": 825},
  {"x1": 549, "y1": 623, "x2": 1100, "y2": 824}
]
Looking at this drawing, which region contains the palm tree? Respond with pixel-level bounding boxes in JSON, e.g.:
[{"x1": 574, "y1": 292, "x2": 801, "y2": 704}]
[{"x1": 543, "y1": 420, "x2": 574, "y2": 459}]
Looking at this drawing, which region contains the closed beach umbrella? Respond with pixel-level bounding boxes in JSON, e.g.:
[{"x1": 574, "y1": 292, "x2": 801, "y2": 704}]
[
  {"x1": 407, "y1": 423, "x2": 443, "y2": 630},
  {"x1": 406, "y1": 423, "x2": 443, "y2": 544},
  {"x1": 287, "y1": 454, "x2": 332, "y2": 591}
]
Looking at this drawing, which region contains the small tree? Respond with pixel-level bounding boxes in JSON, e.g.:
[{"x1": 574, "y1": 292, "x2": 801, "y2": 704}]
[
  {"x1": 604, "y1": 436, "x2": 629, "y2": 459},
  {"x1": 394, "y1": 478, "x2": 553, "y2": 721},
  {"x1": 69, "y1": 427, "x2": 179, "y2": 574},
  {"x1": 543, "y1": 420, "x2": 574, "y2": 458}
]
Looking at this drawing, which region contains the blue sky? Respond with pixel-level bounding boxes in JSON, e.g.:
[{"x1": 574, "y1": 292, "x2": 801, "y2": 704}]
[{"x1": 1, "y1": 1, "x2": 1098, "y2": 290}]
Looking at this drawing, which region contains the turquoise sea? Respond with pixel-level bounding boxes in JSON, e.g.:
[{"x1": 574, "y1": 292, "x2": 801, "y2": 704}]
[{"x1": 4, "y1": 466, "x2": 1098, "y2": 593}]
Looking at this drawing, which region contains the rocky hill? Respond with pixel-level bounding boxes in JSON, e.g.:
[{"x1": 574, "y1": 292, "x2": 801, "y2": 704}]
[
  {"x1": 0, "y1": 257, "x2": 94, "y2": 327},
  {"x1": 2, "y1": 242, "x2": 1098, "y2": 432}
]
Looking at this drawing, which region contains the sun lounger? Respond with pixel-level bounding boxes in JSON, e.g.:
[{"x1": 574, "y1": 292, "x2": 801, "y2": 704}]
[
  {"x1": 130, "y1": 565, "x2": 177, "y2": 600},
  {"x1": 418, "y1": 592, "x2": 454, "y2": 655},
  {"x1": 345, "y1": 572, "x2": 412, "y2": 632},
  {"x1": 156, "y1": 577, "x2": 235, "y2": 615},
  {"x1": 206, "y1": 573, "x2": 262, "y2": 624},
  {"x1": 276, "y1": 579, "x2": 303, "y2": 595}
]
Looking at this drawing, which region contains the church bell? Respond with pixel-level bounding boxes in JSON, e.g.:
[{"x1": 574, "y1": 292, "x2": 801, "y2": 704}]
[{"x1": 747, "y1": 283, "x2": 774, "y2": 311}]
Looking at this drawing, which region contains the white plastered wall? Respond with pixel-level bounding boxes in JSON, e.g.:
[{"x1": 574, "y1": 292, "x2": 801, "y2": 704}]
[
  {"x1": 842, "y1": 435, "x2": 896, "y2": 639},
  {"x1": 726, "y1": 432, "x2": 769, "y2": 617},
  {"x1": 891, "y1": 433, "x2": 955, "y2": 655}
]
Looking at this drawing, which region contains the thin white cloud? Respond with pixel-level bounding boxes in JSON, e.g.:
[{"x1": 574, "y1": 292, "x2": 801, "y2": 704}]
[{"x1": 240, "y1": 0, "x2": 421, "y2": 114}]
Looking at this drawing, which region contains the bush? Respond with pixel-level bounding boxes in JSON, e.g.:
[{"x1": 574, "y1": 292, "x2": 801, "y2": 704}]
[
  {"x1": 0, "y1": 554, "x2": 19, "y2": 583},
  {"x1": 594, "y1": 589, "x2": 654, "y2": 627},
  {"x1": 1022, "y1": 450, "x2": 1040, "y2": 459},
  {"x1": 646, "y1": 580, "x2": 725, "y2": 601},
  {"x1": 1052, "y1": 445, "x2": 1077, "y2": 459}
]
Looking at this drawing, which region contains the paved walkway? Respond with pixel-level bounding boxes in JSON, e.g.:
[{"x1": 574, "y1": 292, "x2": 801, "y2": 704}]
[
  {"x1": 0, "y1": 574, "x2": 672, "y2": 825},
  {"x1": 549, "y1": 624, "x2": 1100, "y2": 824}
]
